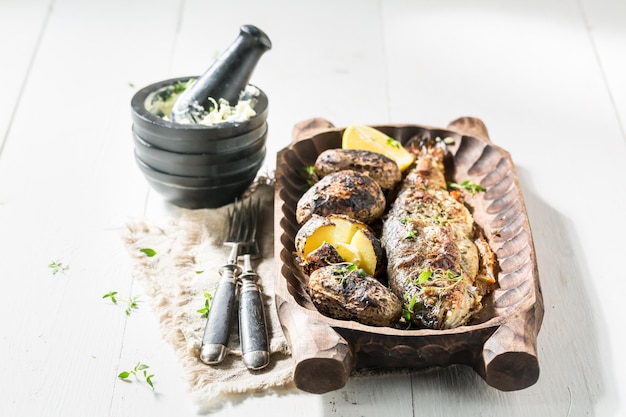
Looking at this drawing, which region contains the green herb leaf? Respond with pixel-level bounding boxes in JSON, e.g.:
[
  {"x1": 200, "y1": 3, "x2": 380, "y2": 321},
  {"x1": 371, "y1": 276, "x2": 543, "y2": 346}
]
[
  {"x1": 404, "y1": 229, "x2": 417, "y2": 240},
  {"x1": 304, "y1": 166, "x2": 317, "y2": 188},
  {"x1": 125, "y1": 296, "x2": 139, "y2": 316},
  {"x1": 447, "y1": 180, "x2": 486, "y2": 195},
  {"x1": 197, "y1": 290, "x2": 214, "y2": 318},
  {"x1": 139, "y1": 248, "x2": 157, "y2": 257},
  {"x1": 104, "y1": 291, "x2": 139, "y2": 315},
  {"x1": 445, "y1": 270, "x2": 462, "y2": 281},
  {"x1": 417, "y1": 270, "x2": 432, "y2": 285},
  {"x1": 48, "y1": 260, "x2": 69, "y2": 275},
  {"x1": 145, "y1": 373, "x2": 155, "y2": 389},
  {"x1": 386, "y1": 137, "x2": 401, "y2": 149},
  {"x1": 404, "y1": 292, "x2": 418, "y2": 314},
  {"x1": 117, "y1": 363, "x2": 155, "y2": 389},
  {"x1": 102, "y1": 291, "x2": 118, "y2": 304}
]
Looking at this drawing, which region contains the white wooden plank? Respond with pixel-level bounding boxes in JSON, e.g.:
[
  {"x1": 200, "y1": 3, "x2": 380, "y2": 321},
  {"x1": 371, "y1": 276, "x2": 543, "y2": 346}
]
[
  {"x1": 0, "y1": 0, "x2": 181, "y2": 415},
  {"x1": 580, "y1": 0, "x2": 626, "y2": 140},
  {"x1": 0, "y1": 0, "x2": 50, "y2": 152},
  {"x1": 577, "y1": 1, "x2": 626, "y2": 414}
]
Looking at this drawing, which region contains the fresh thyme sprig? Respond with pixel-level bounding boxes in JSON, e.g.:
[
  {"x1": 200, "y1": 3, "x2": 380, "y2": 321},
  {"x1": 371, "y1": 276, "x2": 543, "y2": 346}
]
[
  {"x1": 48, "y1": 260, "x2": 69, "y2": 275},
  {"x1": 197, "y1": 290, "x2": 214, "y2": 319},
  {"x1": 118, "y1": 362, "x2": 155, "y2": 389},
  {"x1": 103, "y1": 291, "x2": 140, "y2": 316},
  {"x1": 332, "y1": 263, "x2": 366, "y2": 287}
]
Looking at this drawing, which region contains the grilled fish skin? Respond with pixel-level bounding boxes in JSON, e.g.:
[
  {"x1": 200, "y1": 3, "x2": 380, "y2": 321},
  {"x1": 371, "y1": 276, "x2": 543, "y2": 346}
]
[{"x1": 381, "y1": 145, "x2": 495, "y2": 329}]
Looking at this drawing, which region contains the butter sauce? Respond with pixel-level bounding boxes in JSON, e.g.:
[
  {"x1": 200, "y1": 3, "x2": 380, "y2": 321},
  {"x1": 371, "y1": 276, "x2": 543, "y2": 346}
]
[{"x1": 146, "y1": 81, "x2": 259, "y2": 125}]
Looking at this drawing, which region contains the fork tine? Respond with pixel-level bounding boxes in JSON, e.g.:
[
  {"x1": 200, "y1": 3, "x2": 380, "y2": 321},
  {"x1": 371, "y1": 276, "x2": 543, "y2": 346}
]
[
  {"x1": 226, "y1": 198, "x2": 245, "y2": 243},
  {"x1": 240, "y1": 197, "x2": 260, "y2": 251}
]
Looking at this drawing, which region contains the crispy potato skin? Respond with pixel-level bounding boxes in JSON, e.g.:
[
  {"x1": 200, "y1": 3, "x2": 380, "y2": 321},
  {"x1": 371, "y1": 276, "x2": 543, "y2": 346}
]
[
  {"x1": 308, "y1": 265, "x2": 402, "y2": 327},
  {"x1": 315, "y1": 149, "x2": 402, "y2": 191},
  {"x1": 296, "y1": 170, "x2": 386, "y2": 224},
  {"x1": 300, "y1": 242, "x2": 344, "y2": 276}
]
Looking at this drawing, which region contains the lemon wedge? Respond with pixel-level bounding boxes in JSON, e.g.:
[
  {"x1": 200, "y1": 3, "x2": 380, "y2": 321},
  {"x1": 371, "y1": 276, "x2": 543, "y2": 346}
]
[{"x1": 342, "y1": 124, "x2": 415, "y2": 171}]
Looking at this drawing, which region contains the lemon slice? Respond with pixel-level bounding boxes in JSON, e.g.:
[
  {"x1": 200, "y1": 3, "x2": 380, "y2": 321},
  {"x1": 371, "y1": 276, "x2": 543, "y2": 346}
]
[{"x1": 342, "y1": 124, "x2": 415, "y2": 171}]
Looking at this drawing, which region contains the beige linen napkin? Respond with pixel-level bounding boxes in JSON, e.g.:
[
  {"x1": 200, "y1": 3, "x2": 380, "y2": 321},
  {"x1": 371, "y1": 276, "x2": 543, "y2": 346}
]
[{"x1": 123, "y1": 182, "x2": 296, "y2": 413}]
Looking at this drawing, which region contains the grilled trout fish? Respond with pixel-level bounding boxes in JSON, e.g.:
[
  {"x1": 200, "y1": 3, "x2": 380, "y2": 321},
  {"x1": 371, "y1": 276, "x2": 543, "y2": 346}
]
[{"x1": 381, "y1": 145, "x2": 496, "y2": 329}]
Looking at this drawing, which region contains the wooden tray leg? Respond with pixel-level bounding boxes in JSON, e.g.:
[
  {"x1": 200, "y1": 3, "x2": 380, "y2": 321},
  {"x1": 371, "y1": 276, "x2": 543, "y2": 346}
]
[
  {"x1": 276, "y1": 294, "x2": 354, "y2": 394},
  {"x1": 477, "y1": 307, "x2": 541, "y2": 391}
]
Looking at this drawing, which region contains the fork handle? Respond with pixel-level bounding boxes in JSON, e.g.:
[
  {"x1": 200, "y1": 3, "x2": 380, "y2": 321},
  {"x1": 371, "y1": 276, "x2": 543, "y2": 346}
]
[
  {"x1": 200, "y1": 265, "x2": 239, "y2": 365},
  {"x1": 239, "y1": 273, "x2": 270, "y2": 370}
]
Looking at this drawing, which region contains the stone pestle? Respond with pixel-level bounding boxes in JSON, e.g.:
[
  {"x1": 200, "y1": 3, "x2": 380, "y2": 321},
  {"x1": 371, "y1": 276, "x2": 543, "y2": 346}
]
[{"x1": 171, "y1": 24, "x2": 271, "y2": 124}]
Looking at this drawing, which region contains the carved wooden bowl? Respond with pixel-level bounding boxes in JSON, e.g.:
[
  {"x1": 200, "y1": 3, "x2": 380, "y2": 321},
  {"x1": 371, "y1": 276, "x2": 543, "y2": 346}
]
[{"x1": 274, "y1": 117, "x2": 544, "y2": 394}]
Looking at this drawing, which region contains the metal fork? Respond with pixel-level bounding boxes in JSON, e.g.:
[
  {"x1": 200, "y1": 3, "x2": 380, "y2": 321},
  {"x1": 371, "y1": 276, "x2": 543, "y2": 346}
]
[
  {"x1": 199, "y1": 197, "x2": 269, "y2": 369},
  {"x1": 200, "y1": 200, "x2": 247, "y2": 365},
  {"x1": 236, "y1": 198, "x2": 270, "y2": 370}
]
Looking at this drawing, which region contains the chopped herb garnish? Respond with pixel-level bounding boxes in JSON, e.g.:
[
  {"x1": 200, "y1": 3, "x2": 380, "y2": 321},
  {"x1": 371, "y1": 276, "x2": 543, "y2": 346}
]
[
  {"x1": 447, "y1": 180, "x2": 486, "y2": 195},
  {"x1": 417, "y1": 270, "x2": 432, "y2": 285},
  {"x1": 197, "y1": 290, "x2": 214, "y2": 318},
  {"x1": 333, "y1": 263, "x2": 366, "y2": 286},
  {"x1": 404, "y1": 292, "x2": 418, "y2": 314},
  {"x1": 139, "y1": 248, "x2": 157, "y2": 257},
  {"x1": 124, "y1": 296, "x2": 139, "y2": 316},
  {"x1": 304, "y1": 166, "x2": 317, "y2": 188},
  {"x1": 435, "y1": 215, "x2": 448, "y2": 226},
  {"x1": 48, "y1": 260, "x2": 69, "y2": 275},
  {"x1": 386, "y1": 137, "x2": 402, "y2": 149},
  {"x1": 153, "y1": 79, "x2": 194, "y2": 102}
]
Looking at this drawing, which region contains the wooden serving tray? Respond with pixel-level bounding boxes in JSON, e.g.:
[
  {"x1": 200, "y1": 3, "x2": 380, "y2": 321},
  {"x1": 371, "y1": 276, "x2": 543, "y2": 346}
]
[{"x1": 273, "y1": 117, "x2": 544, "y2": 394}]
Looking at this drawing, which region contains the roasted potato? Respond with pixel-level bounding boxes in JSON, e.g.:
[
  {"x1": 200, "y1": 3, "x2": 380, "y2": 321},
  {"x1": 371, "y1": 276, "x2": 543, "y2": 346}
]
[
  {"x1": 295, "y1": 214, "x2": 385, "y2": 277},
  {"x1": 299, "y1": 242, "x2": 345, "y2": 276},
  {"x1": 296, "y1": 170, "x2": 385, "y2": 224},
  {"x1": 315, "y1": 149, "x2": 402, "y2": 191},
  {"x1": 308, "y1": 264, "x2": 402, "y2": 327}
]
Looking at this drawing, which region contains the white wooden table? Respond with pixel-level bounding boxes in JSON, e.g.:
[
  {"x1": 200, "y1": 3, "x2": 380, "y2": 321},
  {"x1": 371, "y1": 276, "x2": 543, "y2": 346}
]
[{"x1": 1, "y1": 0, "x2": 625, "y2": 415}]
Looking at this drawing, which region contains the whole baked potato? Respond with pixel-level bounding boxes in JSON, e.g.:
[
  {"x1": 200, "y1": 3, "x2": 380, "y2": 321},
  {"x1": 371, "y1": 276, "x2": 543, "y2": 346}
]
[
  {"x1": 296, "y1": 170, "x2": 385, "y2": 225},
  {"x1": 314, "y1": 149, "x2": 402, "y2": 191},
  {"x1": 308, "y1": 263, "x2": 402, "y2": 327}
]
